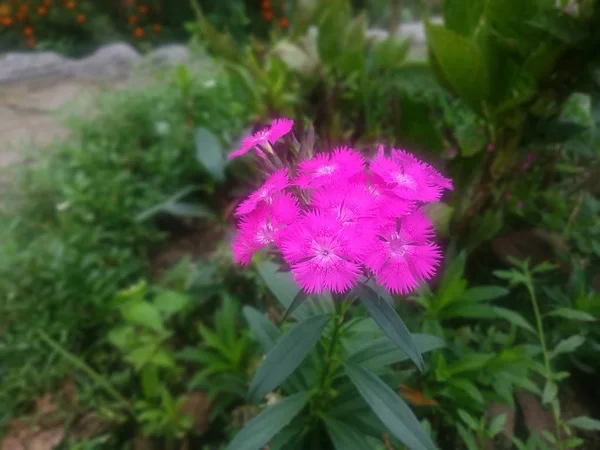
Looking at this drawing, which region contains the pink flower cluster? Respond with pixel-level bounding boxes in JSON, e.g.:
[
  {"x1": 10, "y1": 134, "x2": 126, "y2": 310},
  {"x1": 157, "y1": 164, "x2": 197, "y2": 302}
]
[{"x1": 231, "y1": 119, "x2": 452, "y2": 295}]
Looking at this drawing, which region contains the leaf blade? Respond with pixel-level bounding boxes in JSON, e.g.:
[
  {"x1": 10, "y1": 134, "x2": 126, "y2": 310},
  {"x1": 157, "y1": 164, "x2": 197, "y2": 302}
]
[{"x1": 248, "y1": 314, "x2": 331, "y2": 402}]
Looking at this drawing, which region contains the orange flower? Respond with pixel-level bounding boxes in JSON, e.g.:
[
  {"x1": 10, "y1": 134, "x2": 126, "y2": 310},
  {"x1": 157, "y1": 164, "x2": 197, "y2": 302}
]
[
  {"x1": 18, "y1": 3, "x2": 28, "y2": 13},
  {"x1": 76, "y1": 13, "x2": 86, "y2": 24},
  {"x1": 261, "y1": 0, "x2": 270, "y2": 8},
  {"x1": 134, "y1": 27, "x2": 144, "y2": 37},
  {"x1": 138, "y1": 4, "x2": 148, "y2": 14},
  {"x1": 26, "y1": 37, "x2": 36, "y2": 48},
  {"x1": 151, "y1": 23, "x2": 161, "y2": 33},
  {"x1": 43, "y1": 0, "x2": 52, "y2": 6},
  {"x1": 37, "y1": 5, "x2": 48, "y2": 16},
  {"x1": 263, "y1": 10, "x2": 273, "y2": 22},
  {"x1": 23, "y1": 25, "x2": 34, "y2": 37},
  {"x1": 128, "y1": 15, "x2": 137, "y2": 25},
  {"x1": 278, "y1": 17, "x2": 289, "y2": 28},
  {"x1": 0, "y1": 4, "x2": 11, "y2": 16},
  {"x1": 16, "y1": 12, "x2": 24, "y2": 20},
  {"x1": 65, "y1": 0, "x2": 76, "y2": 10},
  {"x1": 1, "y1": 16, "x2": 13, "y2": 26}
]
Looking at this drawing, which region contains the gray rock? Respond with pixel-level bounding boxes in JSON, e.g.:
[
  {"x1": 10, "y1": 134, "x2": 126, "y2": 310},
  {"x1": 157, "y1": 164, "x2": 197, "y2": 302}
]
[
  {"x1": 141, "y1": 44, "x2": 190, "y2": 69},
  {"x1": 68, "y1": 43, "x2": 141, "y2": 80},
  {"x1": 0, "y1": 51, "x2": 70, "y2": 84}
]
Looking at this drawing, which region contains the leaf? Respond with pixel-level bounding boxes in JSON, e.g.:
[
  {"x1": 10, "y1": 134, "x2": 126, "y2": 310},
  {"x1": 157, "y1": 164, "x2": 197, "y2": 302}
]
[
  {"x1": 243, "y1": 306, "x2": 281, "y2": 352},
  {"x1": 317, "y1": 0, "x2": 351, "y2": 66},
  {"x1": 248, "y1": 314, "x2": 331, "y2": 402},
  {"x1": 162, "y1": 202, "x2": 216, "y2": 219},
  {"x1": 195, "y1": 127, "x2": 225, "y2": 182},
  {"x1": 493, "y1": 307, "x2": 536, "y2": 334},
  {"x1": 426, "y1": 23, "x2": 489, "y2": 111},
  {"x1": 357, "y1": 284, "x2": 424, "y2": 371},
  {"x1": 281, "y1": 291, "x2": 309, "y2": 323},
  {"x1": 256, "y1": 261, "x2": 309, "y2": 321},
  {"x1": 345, "y1": 363, "x2": 436, "y2": 450},
  {"x1": 551, "y1": 335, "x2": 585, "y2": 358},
  {"x1": 120, "y1": 302, "x2": 164, "y2": 332},
  {"x1": 542, "y1": 381, "x2": 558, "y2": 405},
  {"x1": 272, "y1": 40, "x2": 317, "y2": 75},
  {"x1": 455, "y1": 121, "x2": 487, "y2": 156},
  {"x1": 488, "y1": 413, "x2": 507, "y2": 437},
  {"x1": 527, "y1": 8, "x2": 584, "y2": 44},
  {"x1": 458, "y1": 409, "x2": 479, "y2": 430},
  {"x1": 324, "y1": 417, "x2": 373, "y2": 450},
  {"x1": 442, "y1": 303, "x2": 497, "y2": 320},
  {"x1": 446, "y1": 353, "x2": 494, "y2": 376},
  {"x1": 567, "y1": 416, "x2": 600, "y2": 431},
  {"x1": 226, "y1": 392, "x2": 310, "y2": 450},
  {"x1": 547, "y1": 308, "x2": 596, "y2": 322},
  {"x1": 153, "y1": 290, "x2": 190, "y2": 316},
  {"x1": 460, "y1": 286, "x2": 510, "y2": 303},
  {"x1": 444, "y1": 0, "x2": 484, "y2": 36},
  {"x1": 449, "y1": 379, "x2": 484, "y2": 404},
  {"x1": 347, "y1": 334, "x2": 445, "y2": 372}
]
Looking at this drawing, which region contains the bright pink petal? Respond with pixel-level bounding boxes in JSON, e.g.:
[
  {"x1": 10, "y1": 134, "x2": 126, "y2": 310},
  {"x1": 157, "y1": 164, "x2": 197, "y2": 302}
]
[
  {"x1": 278, "y1": 211, "x2": 368, "y2": 294},
  {"x1": 312, "y1": 183, "x2": 376, "y2": 224},
  {"x1": 235, "y1": 169, "x2": 290, "y2": 216},
  {"x1": 268, "y1": 118, "x2": 294, "y2": 144},
  {"x1": 295, "y1": 147, "x2": 365, "y2": 189}
]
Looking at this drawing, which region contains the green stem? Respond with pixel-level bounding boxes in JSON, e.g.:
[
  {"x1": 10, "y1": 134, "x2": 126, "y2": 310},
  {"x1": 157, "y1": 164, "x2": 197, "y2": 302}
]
[
  {"x1": 38, "y1": 330, "x2": 130, "y2": 410},
  {"x1": 525, "y1": 278, "x2": 564, "y2": 450},
  {"x1": 318, "y1": 301, "x2": 347, "y2": 392}
]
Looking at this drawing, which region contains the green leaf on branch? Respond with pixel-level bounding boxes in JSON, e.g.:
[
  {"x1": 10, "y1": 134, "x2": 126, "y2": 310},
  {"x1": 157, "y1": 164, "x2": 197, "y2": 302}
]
[
  {"x1": 325, "y1": 417, "x2": 374, "y2": 450},
  {"x1": 120, "y1": 302, "x2": 164, "y2": 332},
  {"x1": 347, "y1": 334, "x2": 445, "y2": 373},
  {"x1": 226, "y1": 392, "x2": 311, "y2": 450},
  {"x1": 195, "y1": 127, "x2": 225, "y2": 182},
  {"x1": 426, "y1": 23, "x2": 490, "y2": 112},
  {"x1": 567, "y1": 416, "x2": 600, "y2": 431},
  {"x1": 547, "y1": 308, "x2": 596, "y2": 322},
  {"x1": 242, "y1": 306, "x2": 280, "y2": 352},
  {"x1": 357, "y1": 284, "x2": 424, "y2": 371},
  {"x1": 345, "y1": 363, "x2": 436, "y2": 450},
  {"x1": 248, "y1": 314, "x2": 331, "y2": 402},
  {"x1": 551, "y1": 335, "x2": 585, "y2": 358},
  {"x1": 443, "y1": 0, "x2": 484, "y2": 36},
  {"x1": 493, "y1": 307, "x2": 536, "y2": 334}
]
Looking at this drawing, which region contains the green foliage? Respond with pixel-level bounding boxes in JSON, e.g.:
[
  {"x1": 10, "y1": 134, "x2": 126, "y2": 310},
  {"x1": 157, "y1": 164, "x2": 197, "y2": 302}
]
[{"x1": 0, "y1": 59, "x2": 251, "y2": 419}]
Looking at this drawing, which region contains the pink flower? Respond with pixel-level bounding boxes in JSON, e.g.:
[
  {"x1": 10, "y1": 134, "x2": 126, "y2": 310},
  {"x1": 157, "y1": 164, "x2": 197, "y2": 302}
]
[
  {"x1": 362, "y1": 174, "x2": 415, "y2": 219},
  {"x1": 232, "y1": 194, "x2": 300, "y2": 265},
  {"x1": 228, "y1": 118, "x2": 294, "y2": 159},
  {"x1": 370, "y1": 151, "x2": 442, "y2": 202},
  {"x1": 235, "y1": 169, "x2": 289, "y2": 216},
  {"x1": 366, "y1": 211, "x2": 441, "y2": 294},
  {"x1": 295, "y1": 147, "x2": 365, "y2": 189},
  {"x1": 279, "y1": 211, "x2": 368, "y2": 293},
  {"x1": 391, "y1": 149, "x2": 453, "y2": 191},
  {"x1": 312, "y1": 182, "x2": 376, "y2": 224}
]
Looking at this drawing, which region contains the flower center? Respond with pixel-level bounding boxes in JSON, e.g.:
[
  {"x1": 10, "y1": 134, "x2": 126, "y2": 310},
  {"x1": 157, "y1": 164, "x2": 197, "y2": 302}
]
[
  {"x1": 394, "y1": 172, "x2": 415, "y2": 189},
  {"x1": 388, "y1": 232, "x2": 407, "y2": 257},
  {"x1": 317, "y1": 164, "x2": 336, "y2": 175},
  {"x1": 256, "y1": 222, "x2": 275, "y2": 245}
]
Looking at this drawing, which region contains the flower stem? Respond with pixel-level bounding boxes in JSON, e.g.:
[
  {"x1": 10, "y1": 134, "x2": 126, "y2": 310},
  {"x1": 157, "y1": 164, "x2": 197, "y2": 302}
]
[{"x1": 525, "y1": 277, "x2": 564, "y2": 450}]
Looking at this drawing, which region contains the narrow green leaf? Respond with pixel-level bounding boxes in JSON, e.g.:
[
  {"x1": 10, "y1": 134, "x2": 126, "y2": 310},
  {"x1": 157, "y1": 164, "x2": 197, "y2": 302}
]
[
  {"x1": 442, "y1": 303, "x2": 497, "y2": 319},
  {"x1": 460, "y1": 286, "x2": 510, "y2": 303},
  {"x1": 426, "y1": 23, "x2": 489, "y2": 110},
  {"x1": 256, "y1": 261, "x2": 310, "y2": 321},
  {"x1": 357, "y1": 284, "x2": 424, "y2": 371},
  {"x1": 345, "y1": 363, "x2": 436, "y2": 450},
  {"x1": 446, "y1": 354, "x2": 494, "y2": 376},
  {"x1": 551, "y1": 335, "x2": 585, "y2": 358},
  {"x1": 281, "y1": 291, "x2": 309, "y2": 323},
  {"x1": 248, "y1": 314, "x2": 331, "y2": 402},
  {"x1": 347, "y1": 334, "x2": 445, "y2": 372},
  {"x1": 547, "y1": 308, "x2": 596, "y2": 322},
  {"x1": 325, "y1": 417, "x2": 374, "y2": 450},
  {"x1": 458, "y1": 409, "x2": 479, "y2": 430},
  {"x1": 527, "y1": 8, "x2": 584, "y2": 44},
  {"x1": 488, "y1": 413, "x2": 507, "y2": 437},
  {"x1": 226, "y1": 392, "x2": 310, "y2": 450},
  {"x1": 443, "y1": 0, "x2": 484, "y2": 36},
  {"x1": 567, "y1": 416, "x2": 600, "y2": 431},
  {"x1": 153, "y1": 290, "x2": 190, "y2": 316},
  {"x1": 195, "y1": 127, "x2": 225, "y2": 182},
  {"x1": 162, "y1": 202, "x2": 216, "y2": 219},
  {"x1": 449, "y1": 379, "x2": 484, "y2": 404},
  {"x1": 243, "y1": 306, "x2": 280, "y2": 352},
  {"x1": 120, "y1": 302, "x2": 164, "y2": 332},
  {"x1": 493, "y1": 307, "x2": 536, "y2": 334},
  {"x1": 542, "y1": 381, "x2": 558, "y2": 405}
]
